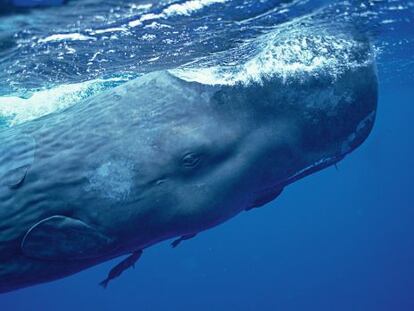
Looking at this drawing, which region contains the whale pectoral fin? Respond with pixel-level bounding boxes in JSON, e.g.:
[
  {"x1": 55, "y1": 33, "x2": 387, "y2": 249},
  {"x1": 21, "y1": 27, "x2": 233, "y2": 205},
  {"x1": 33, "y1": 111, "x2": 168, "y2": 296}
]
[
  {"x1": 21, "y1": 215, "x2": 113, "y2": 261},
  {"x1": 246, "y1": 187, "x2": 284, "y2": 211},
  {"x1": 0, "y1": 133, "x2": 35, "y2": 189},
  {"x1": 171, "y1": 233, "x2": 197, "y2": 248}
]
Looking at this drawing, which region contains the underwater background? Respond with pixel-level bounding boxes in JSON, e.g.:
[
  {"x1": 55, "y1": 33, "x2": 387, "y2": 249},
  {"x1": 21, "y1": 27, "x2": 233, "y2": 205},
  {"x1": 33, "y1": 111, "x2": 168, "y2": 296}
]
[{"x1": 0, "y1": 0, "x2": 413, "y2": 310}]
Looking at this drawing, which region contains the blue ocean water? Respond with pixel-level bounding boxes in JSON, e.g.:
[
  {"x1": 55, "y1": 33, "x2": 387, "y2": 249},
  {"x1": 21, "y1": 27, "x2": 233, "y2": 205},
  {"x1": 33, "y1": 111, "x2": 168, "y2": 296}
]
[{"x1": 0, "y1": 0, "x2": 413, "y2": 310}]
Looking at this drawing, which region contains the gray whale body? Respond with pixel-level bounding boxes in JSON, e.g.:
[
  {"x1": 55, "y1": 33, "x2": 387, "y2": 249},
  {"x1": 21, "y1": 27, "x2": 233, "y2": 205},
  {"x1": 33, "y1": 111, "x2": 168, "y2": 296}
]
[{"x1": 0, "y1": 35, "x2": 377, "y2": 293}]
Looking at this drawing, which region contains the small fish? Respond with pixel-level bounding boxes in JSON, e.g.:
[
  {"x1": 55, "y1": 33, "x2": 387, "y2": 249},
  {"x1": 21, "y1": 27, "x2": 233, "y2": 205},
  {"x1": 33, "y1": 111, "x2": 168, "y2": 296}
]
[
  {"x1": 171, "y1": 233, "x2": 197, "y2": 248},
  {"x1": 100, "y1": 250, "x2": 143, "y2": 288}
]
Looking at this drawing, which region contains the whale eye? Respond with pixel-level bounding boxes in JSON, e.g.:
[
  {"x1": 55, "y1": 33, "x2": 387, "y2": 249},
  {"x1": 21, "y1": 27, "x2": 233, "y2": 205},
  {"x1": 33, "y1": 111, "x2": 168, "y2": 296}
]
[{"x1": 182, "y1": 152, "x2": 201, "y2": 169}]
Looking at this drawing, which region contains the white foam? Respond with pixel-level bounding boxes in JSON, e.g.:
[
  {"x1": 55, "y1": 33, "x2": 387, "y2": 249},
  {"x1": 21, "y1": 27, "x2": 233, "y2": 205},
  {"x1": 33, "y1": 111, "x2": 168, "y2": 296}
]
[
  {"x1": 171, "y1": 29, "x2": 373, "y2": 86},
  {"x1": 128, "y1": 0, "x2": 227, "y2": 27},
  {"x1": 38, "y1": 33, "x2": 96, "y2": 43},
  {"x1": 129, "y1": 3, "x2": 153, "y2": 11},
  {"x1": 163, "y1": 0, "x2": 227, "y2": 16},
  {"x1": 0, "y1": 78, "x2": 123, "y2": 127},
  {"x1": 93, "y1": 27, "x2": 128, "y2": 35}
]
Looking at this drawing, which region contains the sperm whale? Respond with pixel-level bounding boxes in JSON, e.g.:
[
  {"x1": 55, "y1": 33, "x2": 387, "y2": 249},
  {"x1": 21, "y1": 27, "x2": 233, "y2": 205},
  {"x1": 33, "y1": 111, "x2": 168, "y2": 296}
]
[{"x1": 0, "y1": 31, "x2": 377, "y2": 293}]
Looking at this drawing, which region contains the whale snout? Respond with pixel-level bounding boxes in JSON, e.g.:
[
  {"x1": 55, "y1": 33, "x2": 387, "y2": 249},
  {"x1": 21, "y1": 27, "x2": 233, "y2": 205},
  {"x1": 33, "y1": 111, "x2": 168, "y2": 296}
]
[
  {"x1": 279, "y1": 60, "x2": 378, "y2": 187},
  {"x1": 334, "y1": 63, "x2": 378, "y2": 158},
  {"x1": 340, "y1": 109, "x2": 376, "y2": 157}
]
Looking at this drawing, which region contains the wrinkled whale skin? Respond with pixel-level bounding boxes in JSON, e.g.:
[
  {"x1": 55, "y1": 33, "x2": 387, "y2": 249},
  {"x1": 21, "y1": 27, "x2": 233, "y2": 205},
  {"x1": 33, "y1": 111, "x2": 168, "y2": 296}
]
[{"x1": 0, "y1": 37, "x2": 377, "y2": 293}]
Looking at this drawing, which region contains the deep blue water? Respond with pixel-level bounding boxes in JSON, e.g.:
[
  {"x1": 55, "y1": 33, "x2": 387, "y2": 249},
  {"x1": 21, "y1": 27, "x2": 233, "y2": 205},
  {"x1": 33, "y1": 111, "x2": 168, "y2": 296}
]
[{"x1": 0, "y1": 0, "x2": 413, "y2": 310}]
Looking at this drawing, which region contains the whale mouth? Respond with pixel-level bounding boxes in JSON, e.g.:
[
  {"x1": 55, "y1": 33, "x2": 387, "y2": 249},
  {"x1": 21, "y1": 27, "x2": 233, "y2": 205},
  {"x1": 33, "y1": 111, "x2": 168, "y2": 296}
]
[
  {"x1": 248, "y1": 155, "x2": 340, "y2": 209},
  {"x1": 249, "y1": 155, "x2": 341, "y2": 210},
  {"x1": 249, "y1": 186, "x2": 284, "y2": 210},
  {"x1": 279, "y1": 155, "x2": 344, "y2": 188},
  {"x1": 280, "y1": 110, "x2": 377, "y2": 188}
]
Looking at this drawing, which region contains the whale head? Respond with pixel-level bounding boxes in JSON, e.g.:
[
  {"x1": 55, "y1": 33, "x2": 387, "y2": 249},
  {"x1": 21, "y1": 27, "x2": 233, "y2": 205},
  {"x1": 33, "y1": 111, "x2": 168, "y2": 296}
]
[
  {"x1": 113, "y1": 56, "x2": 377, "y2": 247},
  {"x1": 144, "y1": 31, "x2": 379, "y2": 231},
  {"x1": 208, "y1": 60, "x2": 378, "y2": 215}
]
